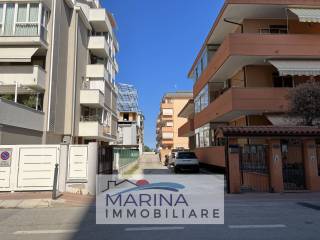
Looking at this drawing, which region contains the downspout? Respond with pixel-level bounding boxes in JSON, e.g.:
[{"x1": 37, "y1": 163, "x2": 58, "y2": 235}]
[
  {"x1": 225, "y1": 137, "x2": 230, "y2": 193},
  {"x1": 243, "y1": 66, "x2": 250, "y2": 144},
  {"x1": 47, "y1": 0, "x2": 57, "y2": 132},
  {"x1": 224, "y1": 18, "x2": 244, "y2": 33},
  {"x1": 71, "y1": 10, "x2": 79, "y2": 142}
]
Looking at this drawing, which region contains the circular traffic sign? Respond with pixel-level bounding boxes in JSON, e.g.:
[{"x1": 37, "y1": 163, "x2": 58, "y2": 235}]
[{"x1": 1, "y1": 151, "x2": 10, "y2": 161}]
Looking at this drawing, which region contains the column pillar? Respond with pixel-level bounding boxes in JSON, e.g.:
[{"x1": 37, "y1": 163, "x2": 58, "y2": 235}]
[
  {"x1": 303, "y1": 139, "x2": 320, "y2": 191},
  {"x1": 268, "y1": 139, "x2": 284, "y2": 193},
  {"x1": 228, "y1": 138, "x2": 241, "y2": 193}
]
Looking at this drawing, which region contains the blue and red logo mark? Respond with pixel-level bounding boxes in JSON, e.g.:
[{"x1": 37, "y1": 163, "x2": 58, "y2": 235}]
[
  {"x1": 0, "y1": 151, "x2": 10, "y2": 161},
  {"x1": 103, "y1": 179, "x2": 185, "y2": 196}
]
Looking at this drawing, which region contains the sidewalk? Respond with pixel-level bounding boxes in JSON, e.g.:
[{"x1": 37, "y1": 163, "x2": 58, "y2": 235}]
[{"x1": 0, "y1": 192, "x2": 94, "y2": 209}]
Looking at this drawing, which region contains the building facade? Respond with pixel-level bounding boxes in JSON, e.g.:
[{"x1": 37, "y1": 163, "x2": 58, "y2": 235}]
[
  {"x1": 156, "y1": 92, "x2": 192, "y2": 162},
  {"x1": 116, "y1": 83, "x2": 144, "y2": 155},
  {"x1": 0, "y1": 0, "x2": 119, "y2": 145},
  {"x1": 178, "y1": 0, "x2": 320, "y2": 193}
]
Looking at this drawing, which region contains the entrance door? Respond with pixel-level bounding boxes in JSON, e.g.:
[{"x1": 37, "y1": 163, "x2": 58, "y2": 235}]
[{"x1": 281, "y1": 140, "x2": 306, "y2": 190}]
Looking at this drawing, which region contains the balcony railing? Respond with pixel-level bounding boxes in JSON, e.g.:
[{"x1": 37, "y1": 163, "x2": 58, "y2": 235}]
[
  {"x1": 259, "y1": 28, "x2": 288, "y2": 35},
  {"x1": 0, "y1": 23, "x2": 48, "y2": 42},
  {"x1": 80, "y1": 115, "x2": 102, "y2": 122}
]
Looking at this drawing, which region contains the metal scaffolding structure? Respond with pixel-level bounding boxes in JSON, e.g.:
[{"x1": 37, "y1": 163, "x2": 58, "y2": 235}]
[{"x1": 117, "y1": 83, "x2": 140, "y2": 112}]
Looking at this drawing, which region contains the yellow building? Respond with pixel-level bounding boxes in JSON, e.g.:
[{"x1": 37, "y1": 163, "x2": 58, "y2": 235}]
[{"x1": 156, "y1": 92, "x2": 193, "y2": 162}]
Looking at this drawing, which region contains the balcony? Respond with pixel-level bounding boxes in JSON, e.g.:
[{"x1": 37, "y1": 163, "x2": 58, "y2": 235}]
[
  {"x1": 161, "y1": 140, "x2": 174, "y2": 146},
  {"x1": 0, "y1": 98, "x2": 44, "y2": 131},
  {"x1": 162, "y1": 132, "x2": 174, "y2": 140},
  {"x1": 86, "y1": 64, "x2": 108, "y2": 80},
  {"x1": 89, "y1": 8, "x2": 113, "y2": 33},
  {"x1": 80, "y1": 89, "x2": 104, "y2": 108},
  {"x1": 194, "y1": 87, "x2": 290, "y2": 128},
  {"x1": 0, "y1": 24, "x2": 48, "y2": 48},
  {"x1": 178, "y1": 119, "x2": 194, "y2": 137},
  {"x1": 88, "y1": 36, "x2": 110, "y2": 58},
  {"x1": 0, "y1": 65, "x2": 46, "y2": 92},
  {"x1": 194, "y1": 33, "x2": 320, "y2": 96},
  {"x1": 161, "y1": 103, "x2": 173, "y2": 109},
  {"x1": 162, "y1": 127, "x2": 174, "y2": 133}
]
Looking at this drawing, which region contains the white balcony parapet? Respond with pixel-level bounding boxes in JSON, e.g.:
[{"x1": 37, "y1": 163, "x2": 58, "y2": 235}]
[
  {"x1": 88, "y1": 36, "x2": 110, "y2": 58},
  {"x1": 86, "y1": 64, "x2": 108, "y2": 80},
  {"x1": 80, "y1": 89, "x2": 104, "y2": 108},
  {"x1": 79, "y1": 121, "x2": 115, "y2": 141},
  {"x1": 89, "y1": 8, "x2": 113, "y2": 33},
  {"x1": 0, "y1": 65, "x2": 46, "y2": 91},
  {"x1": 0, "y1": 98, "x2": 44, "y2": 131}
]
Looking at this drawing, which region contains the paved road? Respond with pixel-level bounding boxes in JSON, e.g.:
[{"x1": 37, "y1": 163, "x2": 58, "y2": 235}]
[{"x1": 1, "y1": 153, "x2": 320, "y2": 240}]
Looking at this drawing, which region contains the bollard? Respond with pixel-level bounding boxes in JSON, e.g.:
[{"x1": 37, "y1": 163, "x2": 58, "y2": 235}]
[{"x1": 52, "y1": 163, "x2": 59, "y2": 200}]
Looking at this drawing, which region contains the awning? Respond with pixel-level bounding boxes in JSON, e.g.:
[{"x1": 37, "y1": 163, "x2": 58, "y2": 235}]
[
  {"x1": 216, "y1": 126, "x2": 320, "y2": 138},
  {"x1": 289, "y1": 8, "x2": 320, "y2": 23},
  {"x1": 0, "y1": 47, "x2": 38, "y2": 62},
  {"x1": 269, "y1": 60, "x2": 320, "y2": 76}
]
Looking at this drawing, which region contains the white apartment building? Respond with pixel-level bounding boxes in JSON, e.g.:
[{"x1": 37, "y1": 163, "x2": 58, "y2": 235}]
[{"x1": 0, "y1": 0, "x2": 119, "y2": 145}]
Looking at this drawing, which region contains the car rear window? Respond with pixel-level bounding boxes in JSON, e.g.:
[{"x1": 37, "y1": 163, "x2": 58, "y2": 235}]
[{"x1": 177, "y1": 152, "x2": 197, "y2": 159}]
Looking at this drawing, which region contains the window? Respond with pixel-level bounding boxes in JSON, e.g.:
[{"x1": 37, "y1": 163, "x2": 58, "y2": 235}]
[
  {"x1": 162, "y1": 108, "x2": 173, "y2": 116},
  {"x1": 166, "y1": 122, "x2": 173, "y2": 127},
  {"x1": 123, "y1": 113, "x2": 129, "y2": 121},
  {"x1": 195, "y1": 124, "x2": 211, "y2": 148},
  {"x1": 195, "y1": 84, "x2": 209, "y2": 113},
  {"x1": 162, "y1": 132, "x2": 173, "y2": 139},
  {"x1": 177, "y1": 152, "x2": 197, "y2": 159},
  {"x1": 0, "y1": 3, "x2": 46, "y2": 37},
  {"x1": 0, "y1": 4, "x2": 3, "y2": 32},
  {"x1": 272, "y1": 73, "x2": 293, "y2": 88},
  {"x1": 192, "y1": 49, "x2": 209, "y2": 82}
]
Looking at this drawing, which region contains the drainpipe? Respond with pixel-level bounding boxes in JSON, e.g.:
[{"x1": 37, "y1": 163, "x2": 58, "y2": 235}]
[
  {"x1": 224, "y1": 18, "x2": 244, "y2": 33},
  {"x1": 225, "y1": 137, "x2": 230, "y2": 193},
  {"x1": 71, "y1": 10, "x2": 79, "y2": 142},
  {"x1": 47, "y1": 0, "x2": 57, "y2": 132},
  {"x1": 243, "y1": 66, "x2": 250, "y2": 144}
]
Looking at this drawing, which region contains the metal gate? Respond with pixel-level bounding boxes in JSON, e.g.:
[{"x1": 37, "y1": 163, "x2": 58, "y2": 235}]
[
  {"x1": 98, "y1": 146, "x2": 113, "y2": 174},
  {"x1": 281, "y1": 139, "x2": 306, "y2": 191},
  {"x1": 240, "y1": 145, "x2": 270, "y2": 192},
  {"x1": 0, "y1": 145, "x2": 60, "y2": 192}
]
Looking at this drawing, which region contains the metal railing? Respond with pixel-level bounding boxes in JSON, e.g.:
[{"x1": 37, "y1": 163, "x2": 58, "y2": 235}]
[
  {"x1": 0, "y1": 23, "x2": 48, "y2": 42},
  {"x1": 80, "y1": 115, "x2": 102, "y2": 122},
  {"x1": 259, "y1": 28, "x2": 288, "y2": 34}
]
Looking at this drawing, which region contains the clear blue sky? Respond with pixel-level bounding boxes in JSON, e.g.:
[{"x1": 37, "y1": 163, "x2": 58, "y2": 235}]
[{"x1": 101, "y1": 0, "x2": 224, "y2": 148}]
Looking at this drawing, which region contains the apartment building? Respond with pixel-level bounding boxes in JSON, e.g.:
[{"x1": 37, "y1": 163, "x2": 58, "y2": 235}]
[
  {"x1": 156, "y1": 92, "x2": 192, "y2": 162},
  {"x1": 0, "y1": 0, "x2": 119, "y2": 145},
  {"x1": 179, "y1": 0, "x2": 320, "y2": 193},
  {"x1": 116, "y1": 83, "x2": 144, "y2": 155}
]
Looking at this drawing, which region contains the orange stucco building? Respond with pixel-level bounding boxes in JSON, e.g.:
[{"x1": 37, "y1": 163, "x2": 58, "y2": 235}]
[
  {"x1": 178, "y1": 0, "x2": 320, "y2": 193},
  {"x1": 156, "y1": 92, "x2": 193, "y2": 163}
]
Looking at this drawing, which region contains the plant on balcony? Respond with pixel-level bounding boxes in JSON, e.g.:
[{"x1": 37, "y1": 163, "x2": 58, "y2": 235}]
[
  {"x1": 289, "y1": 81, "x2": 320, "y2": 126},
  {"x1": 21, "y1": 95, "x2": 37, "y2": 109},
  {"x1": 0, "y1": 94, "x2": 14, "y2": 101}
]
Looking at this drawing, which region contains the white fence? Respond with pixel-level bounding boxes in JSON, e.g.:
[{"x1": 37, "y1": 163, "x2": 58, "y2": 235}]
[
  {"x1": 0, "y1": 145, "x2": 60, "y2": 191},
  {"x1": 0, "y1": 143, "x2": 99, "y2": 195}
]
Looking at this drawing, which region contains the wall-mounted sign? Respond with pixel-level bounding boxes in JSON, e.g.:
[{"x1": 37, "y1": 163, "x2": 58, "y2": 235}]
[{"x1": 0, "y1": 149, "x2": 12, "y2": 167}]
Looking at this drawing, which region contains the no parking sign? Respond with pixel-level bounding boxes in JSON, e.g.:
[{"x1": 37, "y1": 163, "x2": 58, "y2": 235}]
[{"x1": 0, "y1": 149, "x2": 12, "y2": 167}]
